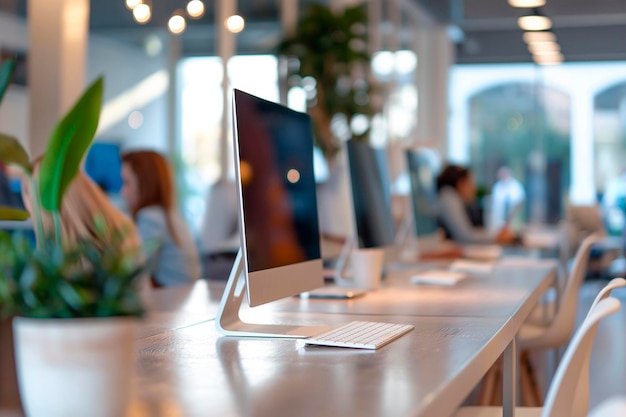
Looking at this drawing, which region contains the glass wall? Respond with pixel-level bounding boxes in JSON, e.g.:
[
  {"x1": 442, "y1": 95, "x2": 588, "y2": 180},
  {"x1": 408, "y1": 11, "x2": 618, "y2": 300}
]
[
  {"x1": 178, "y1": 55, "x2": 279, "y2": 232},
  {"x1": 468, "y1": 82, "x2": 571, "y2": 224},
  {"x1": 450, "y1": 61, "x2": 626, "y2": 228},
  {"x1": 595, "y1": 82, "x2": 626, "y2": 234}
]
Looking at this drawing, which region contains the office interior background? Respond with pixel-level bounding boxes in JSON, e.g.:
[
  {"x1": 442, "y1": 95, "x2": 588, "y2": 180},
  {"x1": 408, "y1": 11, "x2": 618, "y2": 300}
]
[{"x1": 1, "y1": 0, "x2": 626, "y2": 239}]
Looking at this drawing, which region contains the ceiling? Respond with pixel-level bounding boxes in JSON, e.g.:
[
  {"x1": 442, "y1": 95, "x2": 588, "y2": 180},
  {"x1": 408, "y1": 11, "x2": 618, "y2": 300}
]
[{"x1": 1, "y1": 0, "x2": 625, "y2": 64}]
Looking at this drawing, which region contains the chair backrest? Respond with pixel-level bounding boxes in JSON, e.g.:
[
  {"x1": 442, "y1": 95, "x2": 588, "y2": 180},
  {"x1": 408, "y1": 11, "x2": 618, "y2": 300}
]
[
  {"x1": 532, "y1": 233, "x2": 602, "y2": 350},
  {"x1": 541, "y1": 297, "x2": 621, "y2": 417},
  {"x1": 588, "y1": 396, "x2": 626, "y2": 417},
  {"x1": 587, "y1": 277, "x2": 626, "y2": 319}
]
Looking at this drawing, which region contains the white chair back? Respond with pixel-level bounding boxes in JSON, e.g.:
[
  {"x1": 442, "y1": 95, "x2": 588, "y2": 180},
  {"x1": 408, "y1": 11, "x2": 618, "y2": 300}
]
[
  {"x1": 522, "y1": 233, "x2": 602, "y2": 350},
  {"x1": 541, "y1": 297, "x2": 621, "y2": 417}
]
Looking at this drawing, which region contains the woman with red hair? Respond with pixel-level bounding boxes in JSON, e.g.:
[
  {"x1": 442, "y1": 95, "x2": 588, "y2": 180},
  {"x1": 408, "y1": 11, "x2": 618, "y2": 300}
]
[{"x1": 121, "y1": 150, "x2": 200, "y2": 287}]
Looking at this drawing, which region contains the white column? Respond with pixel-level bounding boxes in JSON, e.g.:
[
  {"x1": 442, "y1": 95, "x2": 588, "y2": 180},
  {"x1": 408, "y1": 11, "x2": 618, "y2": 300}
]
[
  {"x1": 448, "y1": 96, "x2": 469, "y2": 164},
  {"x1": 570, "y1": 88, "x2": 596, "y2": 204},
  {"x1": 416, "y1": 26, "x2": 454, "y2": 156},
  {"x1": 167, "y1": 35, "x2": 181, "y2": 158},
  {"x1": 279, "y1": 0, "x2": 298, "y2": 106},
  {"x1": 27, "y1": 0, "x2": 89, "y2": 157},
  {"x1": 217, "y1": 0, "x2": 236, "y2": 181}
]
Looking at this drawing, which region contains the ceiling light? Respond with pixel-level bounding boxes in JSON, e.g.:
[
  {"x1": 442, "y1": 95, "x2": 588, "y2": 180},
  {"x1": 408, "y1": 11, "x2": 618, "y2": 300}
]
[
  {"x1": 126, "y1": 0, "x2": 141, "y2": 9},
  {"x1": 168, "y1": 12, "x2": 186, "y2": 34},
  {"x1": 508, "y1": 0, "x2": 546, "y2": 7},
  {"x1": 133, "y1": 3, "x2": 151, "y2": 24},
  {"x1": 518, "y1": 8, "x2": 552, "y2": 31},
  {"x1": 528, "y1": 41, "x2": 560, "y2": 54},
  {"x1": 186, "y1": 0, "x2": 205, "y2": 18},
  {"x1": 225, "y1": 15, "x2": 245, "y2": 33},
  {"x1": 523, "y1": 31, "x2": 556, "y2": 44}
]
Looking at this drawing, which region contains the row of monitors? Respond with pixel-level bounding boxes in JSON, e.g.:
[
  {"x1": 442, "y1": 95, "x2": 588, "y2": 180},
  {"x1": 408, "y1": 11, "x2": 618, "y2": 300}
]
[{"x1": 232, "y1": 89, "x2": 440, "y2": 307}]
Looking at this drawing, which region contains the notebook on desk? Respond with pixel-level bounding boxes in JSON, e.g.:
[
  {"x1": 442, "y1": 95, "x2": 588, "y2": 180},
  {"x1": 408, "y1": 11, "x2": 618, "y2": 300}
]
[
  {"x1": 449, "y1": 259, "x2": 495, "y2": 275},
  {"x1": 411, "y1": 270, "x2": 468, "y2": 286},
  {"x1": 299, "y1": 285, "x2": 367, "y2": 299}
]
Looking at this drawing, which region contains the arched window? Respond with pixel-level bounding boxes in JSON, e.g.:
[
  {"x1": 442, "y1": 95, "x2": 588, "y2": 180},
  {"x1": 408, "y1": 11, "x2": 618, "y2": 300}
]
[
  {"x1": 594, "y1": 81, "x2": 626, "y2": 234},
  {"x1": 468, "y1": 82, "x2": 571, "y2": 225}
]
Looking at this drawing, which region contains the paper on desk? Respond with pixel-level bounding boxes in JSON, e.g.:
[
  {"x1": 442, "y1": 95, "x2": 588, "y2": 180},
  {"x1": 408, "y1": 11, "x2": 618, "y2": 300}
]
[
  {"x1": 411, "y1": 270, "x2": 467, "y2": 286},
  {"x1": 449, "y1": 259, "x2": 495, "y2": 274}
]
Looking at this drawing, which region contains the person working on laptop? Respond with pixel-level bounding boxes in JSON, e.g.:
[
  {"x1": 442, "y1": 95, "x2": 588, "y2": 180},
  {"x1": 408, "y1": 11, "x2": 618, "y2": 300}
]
[{"x1": 436, "y1": 165, "x2": 515, "y2": 245}]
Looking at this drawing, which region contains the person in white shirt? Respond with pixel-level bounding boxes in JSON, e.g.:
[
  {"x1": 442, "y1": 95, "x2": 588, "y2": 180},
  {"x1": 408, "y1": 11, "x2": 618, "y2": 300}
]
[{"x1": 490, "y1": 166, "x2": 525, "y2": 232}]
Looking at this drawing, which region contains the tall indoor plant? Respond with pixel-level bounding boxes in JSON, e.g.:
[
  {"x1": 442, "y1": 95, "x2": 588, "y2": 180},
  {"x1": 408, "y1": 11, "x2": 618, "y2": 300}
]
[
  {"x1": 0, "y1": 62, "x2": 146, "y2": 417},
  {"x1": 278, "y1": 4, "x2": 376, "y2": 157}
]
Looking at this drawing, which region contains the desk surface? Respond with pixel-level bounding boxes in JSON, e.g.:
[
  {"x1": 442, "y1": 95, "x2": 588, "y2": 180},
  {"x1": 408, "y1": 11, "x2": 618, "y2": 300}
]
[
  {"x1": 1, "y1": 260, "x2": 556, "y2": 417},
  {"x1": 263, "y1": 259, "x2": 556, "y2": 319}
]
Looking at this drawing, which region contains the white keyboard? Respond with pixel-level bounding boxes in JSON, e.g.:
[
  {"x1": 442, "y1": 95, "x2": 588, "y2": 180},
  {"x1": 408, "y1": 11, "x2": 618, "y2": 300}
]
[{"x1": 305, "y1": 321, "x2": 414, "y2": 350}]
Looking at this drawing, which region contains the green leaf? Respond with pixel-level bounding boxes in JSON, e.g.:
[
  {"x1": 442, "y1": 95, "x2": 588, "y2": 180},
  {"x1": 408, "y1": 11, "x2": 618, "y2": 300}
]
[
  {"x1": 0, "y1": 133, "x2": 32, "y2": 174},
  {"x1": 38, "y1": 77, "x2": 103, "y2": 212},
  {"x1": 0, "y1": 205, "x2": 29, "y2": 221},
  {"x1": 0, "y1": 59, "x2": 15, "y2": 105}
]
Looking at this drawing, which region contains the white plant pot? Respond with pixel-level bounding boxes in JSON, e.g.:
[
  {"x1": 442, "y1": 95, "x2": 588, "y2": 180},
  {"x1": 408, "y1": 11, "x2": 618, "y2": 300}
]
[{"x1": 12, "y1": 317, "x2": 136, "y2": 417}]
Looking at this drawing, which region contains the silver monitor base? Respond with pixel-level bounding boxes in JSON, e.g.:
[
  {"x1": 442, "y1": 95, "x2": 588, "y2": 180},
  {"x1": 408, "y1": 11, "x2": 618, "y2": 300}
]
[{"x1": 215, "y1": 250, "x2": 330, "y2": 338}]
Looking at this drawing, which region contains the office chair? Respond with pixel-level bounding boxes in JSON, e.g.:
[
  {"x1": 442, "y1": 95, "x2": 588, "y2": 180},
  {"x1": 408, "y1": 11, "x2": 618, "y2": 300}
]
[
  {"x1": 455, "y1": 296, "x2": 621, "y2": 417},
  {"x1": 515, "y1": 234, "x2": 604, "y2": 404}
]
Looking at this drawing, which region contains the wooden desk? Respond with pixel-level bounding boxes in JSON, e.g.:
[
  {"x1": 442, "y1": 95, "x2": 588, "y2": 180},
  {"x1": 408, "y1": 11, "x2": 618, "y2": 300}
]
[
  {"x1": 262, "y1": 260, "x2": 556, "y2": 319},
  {"x1": 1, "y1": 261, "x2": 556, "y2": 417},
  {"x1": 131, "y1": 314, "x2": 516, "y2": 417}
]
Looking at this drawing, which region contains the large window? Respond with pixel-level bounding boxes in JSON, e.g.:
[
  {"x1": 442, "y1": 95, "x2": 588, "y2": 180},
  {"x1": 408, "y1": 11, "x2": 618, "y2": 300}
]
[
  {"x1": 468, "y1": 83, "x2": 571, "y2": 224},
  {"x1": 179, "y1": 55, "x2": 279, "y2": 232},
  {"x1": 595, "y1": 82, "x2": 626, "y2": 234}
]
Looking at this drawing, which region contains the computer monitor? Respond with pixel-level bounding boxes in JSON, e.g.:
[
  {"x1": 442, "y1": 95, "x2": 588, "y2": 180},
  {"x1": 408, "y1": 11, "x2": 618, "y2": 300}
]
[
  {"x1": 405, "y1": 148, "x2": 440, "y2": 237},
  {"x1": 328, "y1": 140, "x2": 396, "y2": 284},
  {"x1": 216, "y1": 89, "x2": 327, "y2": 338},
  {"x1": 345, "y1": 139, "x2": 395, "y2": 249},
  {"x1": 85, "y1": 142, "x2": 123, "y2": 194}
]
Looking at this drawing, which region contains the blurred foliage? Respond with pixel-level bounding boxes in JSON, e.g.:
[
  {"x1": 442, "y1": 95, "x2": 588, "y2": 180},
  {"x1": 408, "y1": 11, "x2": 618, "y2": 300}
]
[
  {"x1": 278, "y1": 4, "x2": 376, "y2": 157},
  {"x1": 0, "y1": 229, "x2": 147, "y2": 319}
]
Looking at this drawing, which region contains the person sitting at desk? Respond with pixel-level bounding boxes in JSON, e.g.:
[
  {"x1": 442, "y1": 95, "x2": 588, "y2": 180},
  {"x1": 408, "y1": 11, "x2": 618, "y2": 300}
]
[
  {"x1": 199, "y1": 179, "x2": 240, "y2": 280},
  {"x1": 436, "y1": 165, "x2": 515, "y2": 245},
  {"x1": 121, "y1": 150, "x2": 200, "y2": 287},
  {"x1": 21, "y1": 166, "x2": 140, "y2": 252}
]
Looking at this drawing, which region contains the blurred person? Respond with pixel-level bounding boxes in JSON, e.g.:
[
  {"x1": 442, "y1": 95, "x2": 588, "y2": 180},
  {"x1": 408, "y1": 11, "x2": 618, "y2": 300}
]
[
  {"x1": 199, "y1": 179, "x2": 239, "y2": 280},
  {"x1": 436, "y1": 165, "x2": 515, "y2": 245},
  {"x1": 121, "y1": 150, "x2": 200, "y2": 287},
  {"x1": 490, "y1": 166, "x2": 525, "y2": 232},
  {"x1": 21, "y1": 166, "x2": 140, "y2": 254}
]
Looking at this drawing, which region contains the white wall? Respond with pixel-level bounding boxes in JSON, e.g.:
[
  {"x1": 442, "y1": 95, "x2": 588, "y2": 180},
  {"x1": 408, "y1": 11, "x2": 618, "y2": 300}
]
[
  {"x1": 0, "y1": 12, "x2": 28, "y2": 148},
  {"x1": 88, "y1": 35, "x2": 169, "y2": 151},
  {"x1": 0, "y1": 11, "x2": 169, "y2": 153}
]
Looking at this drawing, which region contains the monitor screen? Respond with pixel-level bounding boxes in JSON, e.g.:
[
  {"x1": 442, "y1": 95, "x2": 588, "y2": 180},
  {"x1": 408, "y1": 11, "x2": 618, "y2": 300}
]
[
  {"x1": 232, "y1": 89, "x2": 323, "y2": 306},
  {"x1": 85, "y1": 142, "x2": 123, "y2": 194},
  {"x1": 406, "y1": 149, "x2": 439, "y2": 236},
  {"x1": 346, "y1": 140, "x2": 395, "y2": 249}
]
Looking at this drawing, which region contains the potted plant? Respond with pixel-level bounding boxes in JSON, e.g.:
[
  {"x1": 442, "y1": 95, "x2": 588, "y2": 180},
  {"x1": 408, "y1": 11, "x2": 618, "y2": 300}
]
[
  {"x1": 278, "y1": 4, "x2": 376, "y2": 158},
  {"x1": 0, "y1": 65, "x2": 146, "y2": 417}
]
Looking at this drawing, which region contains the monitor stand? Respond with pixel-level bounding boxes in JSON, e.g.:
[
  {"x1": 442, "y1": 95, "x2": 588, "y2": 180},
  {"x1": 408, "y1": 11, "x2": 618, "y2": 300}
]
[
  {"x1": 332, "y1": 235, "x2": 359, "y2": 286},
  {"x1": 215, "y1": 250, "x2": 331, "y2": 338},
  {"x1": 394, "y1": 213, "x2": 420, "y2": 262}
]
